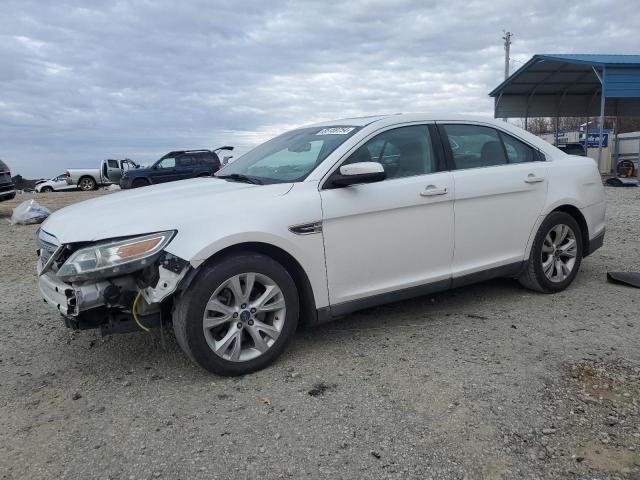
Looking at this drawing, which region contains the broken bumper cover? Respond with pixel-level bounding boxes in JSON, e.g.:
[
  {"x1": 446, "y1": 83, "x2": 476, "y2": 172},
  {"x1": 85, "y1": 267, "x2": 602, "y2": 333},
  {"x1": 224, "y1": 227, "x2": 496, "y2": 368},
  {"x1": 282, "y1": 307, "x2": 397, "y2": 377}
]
[
  {"x1": 38, "y1": 269, "x2": 76, "y2": 316},
  {"x1": 37, "y1": 251, "x2": 190, "y2": 333}
]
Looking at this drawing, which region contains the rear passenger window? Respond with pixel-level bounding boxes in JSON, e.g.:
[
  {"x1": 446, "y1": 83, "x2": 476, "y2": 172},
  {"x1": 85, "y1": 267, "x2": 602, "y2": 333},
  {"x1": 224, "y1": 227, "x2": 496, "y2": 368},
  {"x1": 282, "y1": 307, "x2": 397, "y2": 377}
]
[
  {"x1": 443, "y1": 124, "x2": 507, "y2": 169},
  {"x1": 198, "y1": 153, "x2": 218, "y2": 164},
  {"x1": 499, "y1": 132, "x2": 537, "y2": 163}
]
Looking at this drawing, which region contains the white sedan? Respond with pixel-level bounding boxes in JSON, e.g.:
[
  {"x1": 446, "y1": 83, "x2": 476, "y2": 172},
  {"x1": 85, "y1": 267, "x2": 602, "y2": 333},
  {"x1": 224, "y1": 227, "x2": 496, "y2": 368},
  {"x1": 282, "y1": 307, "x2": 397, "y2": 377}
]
[
  {"x1": 35, "y1": 174, "x2": 78, "y2": 193},
  {"x1": 36, "y1": 114, "x2": 606, "y2": 375}
]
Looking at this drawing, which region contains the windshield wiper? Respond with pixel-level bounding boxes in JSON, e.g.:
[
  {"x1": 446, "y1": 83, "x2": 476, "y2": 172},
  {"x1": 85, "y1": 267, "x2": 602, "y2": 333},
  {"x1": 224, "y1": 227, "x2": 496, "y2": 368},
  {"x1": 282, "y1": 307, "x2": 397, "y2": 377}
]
[{"x1": 216, "y1": 173, "x2": 263, "y2": 185}]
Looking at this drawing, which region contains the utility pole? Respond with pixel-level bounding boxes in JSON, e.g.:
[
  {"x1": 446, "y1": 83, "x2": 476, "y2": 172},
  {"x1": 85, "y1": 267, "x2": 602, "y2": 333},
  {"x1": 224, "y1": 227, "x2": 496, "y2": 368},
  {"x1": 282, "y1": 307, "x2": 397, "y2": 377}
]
[{"x1": 502, "y1": 31, "x2": 513, "y2": 79}]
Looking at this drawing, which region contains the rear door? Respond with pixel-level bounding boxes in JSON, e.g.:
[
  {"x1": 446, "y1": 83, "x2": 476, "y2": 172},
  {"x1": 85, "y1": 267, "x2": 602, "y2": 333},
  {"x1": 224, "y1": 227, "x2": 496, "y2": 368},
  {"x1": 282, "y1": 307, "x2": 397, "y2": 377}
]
[
  {"x1": 438, "y1": 122, "x2": 549, "y2": 281},
  {"x1": 54, "y1": 174, "x2": 75, "y2": 190},
  {"x1": 176, "y1": 155, "x2": 196, "y2": 180}
]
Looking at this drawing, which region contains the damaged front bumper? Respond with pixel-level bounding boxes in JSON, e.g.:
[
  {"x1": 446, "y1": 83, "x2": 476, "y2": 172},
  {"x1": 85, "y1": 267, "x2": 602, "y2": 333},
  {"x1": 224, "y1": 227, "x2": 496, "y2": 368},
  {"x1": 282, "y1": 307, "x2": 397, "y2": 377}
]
[{"x1": 37, "y1": 245, "x2": 190, "y2": 334}]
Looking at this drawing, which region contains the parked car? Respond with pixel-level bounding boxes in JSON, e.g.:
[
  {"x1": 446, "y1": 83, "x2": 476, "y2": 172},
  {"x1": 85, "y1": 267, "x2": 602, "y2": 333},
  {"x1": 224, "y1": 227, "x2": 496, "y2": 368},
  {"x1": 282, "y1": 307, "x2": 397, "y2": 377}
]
[
  {"x1": 0, "y1": 159, "x2": 16, "y2": 202},
  {"x1": 557, "y1": 143, "x2": 586, "y2": 156},
  {"x1": 36, "y1": 114, "x2": 606, "y2": 375},
  {"x1": 36, "y1": 174, "x2": 79, "y2": 193},
  {"x1": 119, "y1": 147, "x2": 232, "y2": 189},
  {"x1": 65, "y1": 158, "x2": 139, "y2": 191}
]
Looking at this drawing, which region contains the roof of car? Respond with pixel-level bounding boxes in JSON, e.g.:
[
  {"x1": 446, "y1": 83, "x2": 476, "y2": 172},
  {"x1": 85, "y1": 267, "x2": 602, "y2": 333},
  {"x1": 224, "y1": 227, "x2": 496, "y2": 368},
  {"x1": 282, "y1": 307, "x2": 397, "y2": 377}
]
[
  {"x1": 305, "y1": 113, "x2": 514, "y2": 128},
  {"x1": 166, "y1": 150, "x2": 212, "y2": 156},
  {"x1": 305, "y1": 114, "x2": 559, "y2": 156}
]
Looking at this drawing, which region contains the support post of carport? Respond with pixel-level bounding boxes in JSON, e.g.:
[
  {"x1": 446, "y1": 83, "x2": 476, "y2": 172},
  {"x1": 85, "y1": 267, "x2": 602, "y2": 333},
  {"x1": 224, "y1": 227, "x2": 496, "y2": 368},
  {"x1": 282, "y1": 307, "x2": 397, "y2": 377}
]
[{"x1": 592, "y1": 66, "x2": 606, "y2": 173}]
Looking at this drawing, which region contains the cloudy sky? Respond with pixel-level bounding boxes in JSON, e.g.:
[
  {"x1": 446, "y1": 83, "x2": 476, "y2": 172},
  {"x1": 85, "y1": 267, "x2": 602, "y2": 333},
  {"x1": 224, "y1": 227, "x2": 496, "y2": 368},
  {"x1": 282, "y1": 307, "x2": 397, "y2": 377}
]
[{"x1": 2, "y1": 0, "x2": 639, "y2": 178}]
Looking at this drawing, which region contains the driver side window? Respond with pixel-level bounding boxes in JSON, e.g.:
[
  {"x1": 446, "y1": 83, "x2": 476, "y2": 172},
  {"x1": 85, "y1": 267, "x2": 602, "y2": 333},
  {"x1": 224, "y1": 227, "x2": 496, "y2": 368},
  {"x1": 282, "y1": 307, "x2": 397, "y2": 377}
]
[
  {"x1": 343, "y1": 125, "x2": 435, "y2": 180},
  {"x1": 157, "y1": 157, "x2": 176, "y2": 169}
]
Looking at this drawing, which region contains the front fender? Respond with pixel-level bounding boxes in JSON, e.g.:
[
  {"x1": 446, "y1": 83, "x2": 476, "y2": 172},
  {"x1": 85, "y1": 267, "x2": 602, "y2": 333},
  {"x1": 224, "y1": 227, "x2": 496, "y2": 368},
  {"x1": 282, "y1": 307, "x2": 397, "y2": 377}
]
[{"x1": 164, "y1": 181, "x2": 328, "y2": 308}]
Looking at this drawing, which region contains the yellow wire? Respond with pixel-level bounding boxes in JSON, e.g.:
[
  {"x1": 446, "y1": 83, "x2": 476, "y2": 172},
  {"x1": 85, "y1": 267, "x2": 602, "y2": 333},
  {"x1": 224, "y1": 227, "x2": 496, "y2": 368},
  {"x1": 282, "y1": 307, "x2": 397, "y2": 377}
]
[{"x1": 132, "y1": 290, "x2": 150, "y2": 332}]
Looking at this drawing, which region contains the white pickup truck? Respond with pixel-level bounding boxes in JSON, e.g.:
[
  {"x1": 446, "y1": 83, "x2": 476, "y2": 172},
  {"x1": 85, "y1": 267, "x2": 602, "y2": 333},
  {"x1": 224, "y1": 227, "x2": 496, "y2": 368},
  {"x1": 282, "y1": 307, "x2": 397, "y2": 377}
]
[{"x1": 65, "y1": 159, "x2": 139, "y2": 191}]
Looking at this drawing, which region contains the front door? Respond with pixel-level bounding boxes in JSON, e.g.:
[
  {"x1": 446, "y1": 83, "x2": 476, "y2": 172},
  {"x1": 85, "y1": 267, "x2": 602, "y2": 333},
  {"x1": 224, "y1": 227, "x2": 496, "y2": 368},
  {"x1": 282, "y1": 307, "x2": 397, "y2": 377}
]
[
  {"x1": 104, "y1": 159, "x2": 123, "y2": 183},
  {"x1": 438, "y1": 123, "x2": 549, "y2": 280},
  {"x1": 320, "y1": 124, "x2": 455, "y2": 309},
  {"x1": 153, "y1": 157, "x2": 179, "y2": 183}
]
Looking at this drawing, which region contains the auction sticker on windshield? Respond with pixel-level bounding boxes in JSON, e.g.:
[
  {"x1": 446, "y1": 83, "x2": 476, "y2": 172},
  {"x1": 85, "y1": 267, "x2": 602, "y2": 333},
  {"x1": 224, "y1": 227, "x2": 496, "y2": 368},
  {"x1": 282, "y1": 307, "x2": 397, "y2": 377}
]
[{"x1": 316, "y1": 127, "x2": 355, "y2": 135}]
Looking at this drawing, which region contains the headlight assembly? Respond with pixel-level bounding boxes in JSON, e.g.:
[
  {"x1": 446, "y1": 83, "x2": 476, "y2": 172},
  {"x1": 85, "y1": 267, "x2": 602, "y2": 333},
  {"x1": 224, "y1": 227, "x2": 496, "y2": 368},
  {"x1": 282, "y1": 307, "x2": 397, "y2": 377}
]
[{"x1": 56, "y1": 231, "x2": 176, "y2": 281}]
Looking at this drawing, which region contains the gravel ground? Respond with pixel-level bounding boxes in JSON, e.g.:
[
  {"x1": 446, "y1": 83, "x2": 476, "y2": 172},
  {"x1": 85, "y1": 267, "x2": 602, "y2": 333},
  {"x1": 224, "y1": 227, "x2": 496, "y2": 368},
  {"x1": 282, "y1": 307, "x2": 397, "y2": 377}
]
[{"x1": 0, "y1": 188, "x2": 639, "y2": 480}]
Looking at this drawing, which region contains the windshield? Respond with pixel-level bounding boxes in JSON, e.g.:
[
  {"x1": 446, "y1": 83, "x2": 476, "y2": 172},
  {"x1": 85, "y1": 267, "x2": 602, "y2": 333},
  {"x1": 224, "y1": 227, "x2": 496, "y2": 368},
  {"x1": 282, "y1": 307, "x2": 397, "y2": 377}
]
[{"x1": 216, "y1": 126, "x2": 360, "y2": 183}]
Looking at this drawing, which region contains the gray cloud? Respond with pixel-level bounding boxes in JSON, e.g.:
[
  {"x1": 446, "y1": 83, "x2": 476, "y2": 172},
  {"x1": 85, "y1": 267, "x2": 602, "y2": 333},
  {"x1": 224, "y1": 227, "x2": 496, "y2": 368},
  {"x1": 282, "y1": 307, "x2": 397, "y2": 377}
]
[{"x1": 1, "y1": 0, "x2": 638, "y2": 177}]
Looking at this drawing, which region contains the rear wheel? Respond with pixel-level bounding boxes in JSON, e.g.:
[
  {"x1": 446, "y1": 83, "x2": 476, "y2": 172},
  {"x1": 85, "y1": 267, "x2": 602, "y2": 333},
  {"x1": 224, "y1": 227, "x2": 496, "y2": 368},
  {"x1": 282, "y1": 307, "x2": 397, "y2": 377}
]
[
  {"x1": 519, "y1": 211, "x2": 583, "y2": 293},
  {"x1": 173, "y1": 252, "x2": 299, "y2": 376},
  {"x1": 78, "y1": 176, "x2": 96, "y2": 191},
  {"x1": 132, "y1": 178, "x2": 150, "y2": 188}
]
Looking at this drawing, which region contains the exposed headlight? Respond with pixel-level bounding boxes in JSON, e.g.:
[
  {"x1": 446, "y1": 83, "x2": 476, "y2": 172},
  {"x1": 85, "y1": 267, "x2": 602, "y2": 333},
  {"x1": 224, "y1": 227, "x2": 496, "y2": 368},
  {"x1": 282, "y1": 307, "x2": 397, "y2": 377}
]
[{"x1": 56, "y1": 231, "x2": 176, "y2": 281}]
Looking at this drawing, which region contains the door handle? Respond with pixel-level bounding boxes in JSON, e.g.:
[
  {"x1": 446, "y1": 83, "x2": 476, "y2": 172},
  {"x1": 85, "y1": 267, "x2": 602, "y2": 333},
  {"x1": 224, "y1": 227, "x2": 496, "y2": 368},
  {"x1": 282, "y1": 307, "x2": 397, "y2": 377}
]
[
  {"x1": 524, "y1": 174, "x2": 544, "y2": 184},
  {"x1": 420, "y1": 185, "x2": 448, "y2": 197}
]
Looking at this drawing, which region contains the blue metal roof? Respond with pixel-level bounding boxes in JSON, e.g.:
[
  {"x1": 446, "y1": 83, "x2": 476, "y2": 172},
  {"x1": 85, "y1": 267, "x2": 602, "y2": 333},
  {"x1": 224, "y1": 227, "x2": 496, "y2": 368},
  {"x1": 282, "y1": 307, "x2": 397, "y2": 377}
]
[
  {"x1": 490, "y1": 54, "x2": 640, "y2": 118},
  {"x1": 536, "y1": 54, "x2": 640, "y2": 66}
]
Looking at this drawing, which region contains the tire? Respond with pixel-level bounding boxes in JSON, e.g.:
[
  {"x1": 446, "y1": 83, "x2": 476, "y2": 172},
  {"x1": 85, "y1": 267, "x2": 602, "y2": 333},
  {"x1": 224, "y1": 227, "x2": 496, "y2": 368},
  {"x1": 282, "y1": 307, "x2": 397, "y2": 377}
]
[
  {"x1": 518, "y1": 211, "x2": 583, "y2": 293},
  {"x1": 173, "y1": 252, "x2": 299, "y2": 376},
  {"x1": 132, "y1": 178, "x2": 150, "y2": 188},
  {"x1": 78, "y1": 176, "x2": 97, "y2": 191},
  {"x1": 40, "y1": 186, "x2": 53, "y2": 193}
]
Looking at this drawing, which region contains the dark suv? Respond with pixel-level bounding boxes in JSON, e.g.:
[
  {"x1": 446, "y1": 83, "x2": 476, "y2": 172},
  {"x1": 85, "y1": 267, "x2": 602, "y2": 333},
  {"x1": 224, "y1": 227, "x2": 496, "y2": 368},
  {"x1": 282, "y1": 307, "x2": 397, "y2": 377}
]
[
  {"x1": 119, "y1": 149, "x2": 225, "y2": 189},
  {"x1": 0, "y1": 159, "x2": 16, "y2": 202}
]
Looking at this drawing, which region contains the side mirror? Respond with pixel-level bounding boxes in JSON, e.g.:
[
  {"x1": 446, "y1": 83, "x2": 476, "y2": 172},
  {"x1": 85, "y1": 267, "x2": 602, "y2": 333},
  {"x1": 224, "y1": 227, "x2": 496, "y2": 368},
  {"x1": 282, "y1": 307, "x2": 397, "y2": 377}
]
[{"x1": 329, "y1": 162, "x2": 386, "y2": 187}]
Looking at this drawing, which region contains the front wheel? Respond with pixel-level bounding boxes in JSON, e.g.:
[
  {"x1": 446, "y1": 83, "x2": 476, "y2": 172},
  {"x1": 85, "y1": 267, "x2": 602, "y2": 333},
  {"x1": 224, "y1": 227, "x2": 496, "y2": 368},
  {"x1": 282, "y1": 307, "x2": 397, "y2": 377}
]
[
  {"x1": 173, "y1": 252, "x2": 299, "y2": 375},
  {"x1": 132, "y1": 178, "x2": 150, "y2": 188},
  {"x1": 519, "y1": 211, "x2": 583, "y2": 293},
  {"x1": 40, "y1": 186, "x2": 54, "y2": 193}
]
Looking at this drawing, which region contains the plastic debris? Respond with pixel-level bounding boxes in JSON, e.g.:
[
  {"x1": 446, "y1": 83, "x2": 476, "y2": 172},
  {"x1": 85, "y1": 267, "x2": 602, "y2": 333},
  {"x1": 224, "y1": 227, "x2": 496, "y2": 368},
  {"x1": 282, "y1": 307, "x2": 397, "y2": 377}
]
[{"x1": 10, "y1": 199, "x2": 51, "y2": 225}]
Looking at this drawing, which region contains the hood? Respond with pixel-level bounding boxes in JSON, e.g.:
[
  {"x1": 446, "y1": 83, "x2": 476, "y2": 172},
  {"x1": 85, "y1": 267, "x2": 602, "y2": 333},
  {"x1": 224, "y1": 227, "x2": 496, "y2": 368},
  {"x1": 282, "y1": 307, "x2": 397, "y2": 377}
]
[{"x1": 42, "y1": 178, "x2": 293, "y2": 244}]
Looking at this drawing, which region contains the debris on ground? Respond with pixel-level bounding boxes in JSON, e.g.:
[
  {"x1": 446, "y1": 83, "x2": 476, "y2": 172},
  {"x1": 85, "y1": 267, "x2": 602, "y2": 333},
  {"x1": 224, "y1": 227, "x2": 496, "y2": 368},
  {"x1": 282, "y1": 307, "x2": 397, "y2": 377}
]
[
  {"x1": 10, "y1": 199, "x2": 50, "y2": 225},
  {"x1": 307, "y1": 382, "x2": 333, "y2": 397}
]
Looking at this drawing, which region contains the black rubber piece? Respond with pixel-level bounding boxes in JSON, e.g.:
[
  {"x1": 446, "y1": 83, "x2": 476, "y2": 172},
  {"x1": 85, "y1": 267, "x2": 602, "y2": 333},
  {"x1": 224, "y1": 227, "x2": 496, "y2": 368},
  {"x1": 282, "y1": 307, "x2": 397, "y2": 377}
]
[{"x1": 607, "y1": 272, "x2": 640, "y2": 288}]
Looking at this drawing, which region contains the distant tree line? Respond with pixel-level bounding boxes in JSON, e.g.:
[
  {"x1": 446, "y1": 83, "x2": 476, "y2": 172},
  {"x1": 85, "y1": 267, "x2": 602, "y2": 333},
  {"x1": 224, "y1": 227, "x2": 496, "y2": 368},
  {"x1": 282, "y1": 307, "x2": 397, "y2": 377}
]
[
  {"x1": 524, "y1": 117, "x2": 640, "y2": 135},
  {"x1": 11, "y1": 175, "x2": 40, "y2": 189}
]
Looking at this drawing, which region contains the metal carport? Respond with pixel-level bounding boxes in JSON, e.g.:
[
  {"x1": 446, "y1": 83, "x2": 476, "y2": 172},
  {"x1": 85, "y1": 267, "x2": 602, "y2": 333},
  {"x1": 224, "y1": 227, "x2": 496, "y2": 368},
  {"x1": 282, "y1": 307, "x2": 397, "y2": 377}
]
[{"x1": 489, "y1": 54, "x2": 640, "y2": 172}]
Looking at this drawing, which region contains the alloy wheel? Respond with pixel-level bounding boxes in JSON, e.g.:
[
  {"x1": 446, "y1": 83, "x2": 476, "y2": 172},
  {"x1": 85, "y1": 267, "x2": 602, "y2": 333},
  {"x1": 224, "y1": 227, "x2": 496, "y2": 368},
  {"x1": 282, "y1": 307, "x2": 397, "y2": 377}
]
[
  {"x1": 202, "y1": 272, "x2": 286, "y2": 362},
  {"x1": 541, "y1": 224, "x2": 578, "y2": 282},
  {"x1": 79, "y1": 178, "x2": 94, "y2": 190}
]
